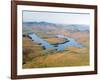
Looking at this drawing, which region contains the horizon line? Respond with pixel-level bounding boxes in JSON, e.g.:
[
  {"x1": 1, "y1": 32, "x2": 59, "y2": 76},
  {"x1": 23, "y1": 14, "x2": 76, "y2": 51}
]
[{"x1": 23, "y1": 21, "x2": 89, "y2": 25}]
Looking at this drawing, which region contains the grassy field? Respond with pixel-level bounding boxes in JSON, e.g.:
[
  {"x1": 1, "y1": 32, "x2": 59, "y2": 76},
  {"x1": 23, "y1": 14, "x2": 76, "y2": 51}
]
[
  {"x1": 22, "y1": 23, "x2": 90, "y2": 68},
  {"x1": 44, "y1": 37, "x2": 66, "y2": 44},
  {"x1": 23, "y1": 37, "x2": 89, "y2": 68}
]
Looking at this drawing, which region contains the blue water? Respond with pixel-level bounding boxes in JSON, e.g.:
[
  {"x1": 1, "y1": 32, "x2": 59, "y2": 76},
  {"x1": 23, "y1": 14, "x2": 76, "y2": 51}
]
[
  {"x1": 56, "y1": 37, "x2": 83, "y2": 51},
  {"x1": 28, "y1": 33, "x2": 83, "y2": 51},
  {"x1": 28, "y1": 33, "x2": 54, "y2": 49}
]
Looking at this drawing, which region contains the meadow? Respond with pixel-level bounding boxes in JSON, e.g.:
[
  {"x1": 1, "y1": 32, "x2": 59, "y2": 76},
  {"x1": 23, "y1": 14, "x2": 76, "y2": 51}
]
[{"x1": 22, "y1": 22, "x2": 90, "y2": 68}]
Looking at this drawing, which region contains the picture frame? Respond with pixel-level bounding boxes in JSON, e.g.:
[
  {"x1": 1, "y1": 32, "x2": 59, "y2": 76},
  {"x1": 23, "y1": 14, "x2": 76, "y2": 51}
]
[{"x1": 11, "y1": 1, "x2": 97, "y2": 79}]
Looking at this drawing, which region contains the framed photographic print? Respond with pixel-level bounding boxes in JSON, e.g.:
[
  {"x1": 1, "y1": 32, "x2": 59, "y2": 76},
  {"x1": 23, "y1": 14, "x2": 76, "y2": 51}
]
[{"x1": 11, "y1": 1, "x2": 97, "y2": 79}]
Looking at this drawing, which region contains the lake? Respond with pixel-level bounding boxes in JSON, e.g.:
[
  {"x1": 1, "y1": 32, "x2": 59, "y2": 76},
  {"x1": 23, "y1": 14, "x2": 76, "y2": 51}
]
[{"x1": 28, "y1": 33, "x2": 83, "y2": 51}]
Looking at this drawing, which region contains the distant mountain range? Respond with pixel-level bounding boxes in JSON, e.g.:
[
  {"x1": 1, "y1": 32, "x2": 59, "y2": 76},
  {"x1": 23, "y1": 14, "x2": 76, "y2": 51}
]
[{"x1": 23, "y1": 21, "x2": 89, "y2": 32}]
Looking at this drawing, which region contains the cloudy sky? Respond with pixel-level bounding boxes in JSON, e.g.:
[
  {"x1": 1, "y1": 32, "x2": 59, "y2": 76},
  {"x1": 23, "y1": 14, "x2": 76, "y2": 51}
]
[{"x1": 23, "y1": 11, "x2": 90, "y2": 25}]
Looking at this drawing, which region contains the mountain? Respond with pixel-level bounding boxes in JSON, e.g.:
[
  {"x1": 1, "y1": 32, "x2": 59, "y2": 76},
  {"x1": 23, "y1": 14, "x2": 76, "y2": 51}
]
[
  {"x1": 23, "y1": 21, "x2": 57, "y2": 30},
  {"x1": 23, "y1": 21, "x2": 89, "y2": 32}
]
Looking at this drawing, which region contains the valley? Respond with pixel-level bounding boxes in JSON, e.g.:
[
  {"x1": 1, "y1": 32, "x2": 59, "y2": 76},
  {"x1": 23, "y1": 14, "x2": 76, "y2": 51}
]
[{"x1": 22, "y1": 22, "x2": 90, "y2": 68}]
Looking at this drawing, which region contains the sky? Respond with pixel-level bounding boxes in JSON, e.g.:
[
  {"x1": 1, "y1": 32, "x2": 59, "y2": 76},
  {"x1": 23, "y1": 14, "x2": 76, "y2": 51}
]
[{"x1": 23, "y1": 11, "x2": 90, "y2": 25}]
